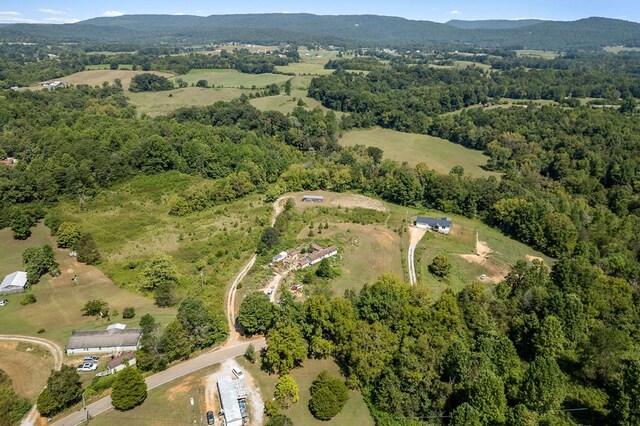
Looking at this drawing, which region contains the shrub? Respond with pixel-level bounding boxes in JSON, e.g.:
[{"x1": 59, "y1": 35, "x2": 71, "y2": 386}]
[
  {"x1": 429, "y1": 255, "x2": 451, "y2": 278},
  {"x1": 308, "y1": 371, "x2": 349, "y2": 420},
  {"x1": 21, "y1": 293, "x2": 37, "y2": 305},
  {"x1": 122, "y1": 307, "x2": 136, "y2": 319}
]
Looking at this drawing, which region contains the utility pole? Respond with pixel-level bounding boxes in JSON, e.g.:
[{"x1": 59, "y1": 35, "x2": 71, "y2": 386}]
[{"x1": 200, "y1": 269, "x2": 204, "y2": 289}]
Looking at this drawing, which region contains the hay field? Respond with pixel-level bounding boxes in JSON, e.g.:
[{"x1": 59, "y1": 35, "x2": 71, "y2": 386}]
[{"x1": 339, "y1": 128, "x2": 500, "y2": 178}]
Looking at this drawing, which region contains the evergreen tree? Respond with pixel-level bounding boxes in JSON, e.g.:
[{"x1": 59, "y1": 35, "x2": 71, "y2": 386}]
[{"x1": 111, "y1": 367, "x2": 147, "y2": 410}]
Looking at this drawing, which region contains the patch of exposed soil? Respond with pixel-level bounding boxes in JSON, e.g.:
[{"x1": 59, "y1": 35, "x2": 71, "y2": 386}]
[{"x1": 459, "y1": 237, "x2": 508, "y2": 283}]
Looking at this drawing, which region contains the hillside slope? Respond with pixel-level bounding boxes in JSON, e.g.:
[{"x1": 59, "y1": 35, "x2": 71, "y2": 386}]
[{"x1": 0, "y1": 14, "x2": 638, "y2": 50}]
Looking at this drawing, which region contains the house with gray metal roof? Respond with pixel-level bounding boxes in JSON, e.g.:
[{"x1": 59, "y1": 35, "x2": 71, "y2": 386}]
[
  {"x1": 66, "y1": 325, "x2": 142, "y2": 356},
  {"x1": 0, "y1": 271, "x2": 27, "y2": 295},
  {"x1": 415, "y1": 217, "x2": 452, "y2": 234},
  {"x1": 218, "y1": 376, "x2": 244, "y2": 426}
]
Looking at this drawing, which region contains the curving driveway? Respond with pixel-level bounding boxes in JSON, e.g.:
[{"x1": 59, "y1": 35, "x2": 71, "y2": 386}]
[{"x1": 0, "y1": 335, "x2": 64, "y2": 426}]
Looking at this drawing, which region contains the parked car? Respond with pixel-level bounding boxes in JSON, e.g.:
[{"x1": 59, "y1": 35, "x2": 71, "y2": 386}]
[
  {"x1": 77, "y1": 363, "x2": 98, "y2": 372},
  {"x1": 83, "y1": 356, "x2": 100, "y2": 362},
  {"x1": 0, "y1": 300, "x2": 8, "y2": 307},
  {"x1": 265, "y1": 289, "x2": 273, "y2": 295},
  {"x1": 206, "y1": 411, "x2": 215, "y2": 425},
  {"x1": 290, "y1": 285, "x2": 299, "y2": 291},
  {"x1": 232, "y1": 368, "x2": 244, "y2": 380}
]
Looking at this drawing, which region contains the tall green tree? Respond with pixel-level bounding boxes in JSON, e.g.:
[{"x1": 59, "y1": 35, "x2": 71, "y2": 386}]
[
  {"x1": 177, "y1": 296, "x2": 228, "y2": 348},
  {"x1": 160, "y1": 320, "x2": 191, "y2": 361},
  {"x1": 468, "y1": 370, "x2": 507, "y2": 424},
  {"x1": 263, "y1": 324, "x2": 308, "y2": 374},
  {"x1": 76, "y1": 233, "x2": 101, "y2": 264},
  {"x1": 37, "y1": 365, "x2": 82, "y2": 417},
  {"x1": 111, "y1": 367, "x2": 147, "y2": 410},
  {"x1": 238, "y1": 292, "x2": 275, "y2": 334},
  {"x1": 274, "y1": 374, "x2": 299, "y2": 409},
  {"x1": 450, "y1": 403, "x2": 482, "y2": 426},
  {"x1": 520, "y1": 356, "x2": 566, "y2": 412}
]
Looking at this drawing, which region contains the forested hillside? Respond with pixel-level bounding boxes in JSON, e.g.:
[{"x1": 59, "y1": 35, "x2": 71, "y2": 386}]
[{"x1": 0, "y1": 14, "x2": 639, "y2": 50}]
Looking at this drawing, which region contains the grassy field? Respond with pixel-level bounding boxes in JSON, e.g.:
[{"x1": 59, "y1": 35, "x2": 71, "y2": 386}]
[
  {"x1": 295, "y1": 223, "x2": 404, "y2": 295},
  {"x1": 238, "y1": 356, "x2": 374, "y2": 426},
  {"x1": 174, "y1": 69, "x2": 290, "y2": 88},
  {"x1": 339, "y1": 128, "x2": 500, "y2": 178},
  {"x1": 415, "y1": 210, "x2": 552, "y2": 297},
  {"x1": 128, "y1": 87, "x2": 250, "y2": 116},
  {"x1": 52, "y1": 172, "x2": 270, "y2": 314},
  {"x1": 515, "y1": 49, "x2": 560, "y2": 59},
  {"x1": 0, "y1": 341, "x2": 54, "y2": 400},
  {"x1": 0, "y1": 223, "x2": 176, "y2": 346},
  {"x1": 42, "y1": 70, "x2": 174, "y2": 91},
  {"x1": 276, "y1": 49, "x2": 340, "y2": 76},
  {"x1": 89, "y1": 365, "x2": 218, "y2": 426}
]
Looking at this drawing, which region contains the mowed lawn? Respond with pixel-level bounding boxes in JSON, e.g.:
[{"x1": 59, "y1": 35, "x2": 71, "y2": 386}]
[
  {"x1": 340, "y1": 128, "x2": 500, "y2": 178},
  {"x1": 174, "y1": 69, "x2": 290, "y2": 88},
  {"x1": 415, "y1": 210, "x2": 552, "y2": 297},
  {"x1": 0, "y1": 228, "x2": 176, "y2": 346},
  {"x1": 238, "y1": 357, "x2": 374, "y2": 426},
  {"x1": 128, "y1": 87, "x2": 250, "y2": 116},
  {"x1": 89, "y1": 365, "x2": 218, "y2": 426},
  {"x1": 0, "y1": 341, "x2": 54, "y2": 400},
  {"x1": 296, "y1": 223, "x2": 404, "y2": 295}
]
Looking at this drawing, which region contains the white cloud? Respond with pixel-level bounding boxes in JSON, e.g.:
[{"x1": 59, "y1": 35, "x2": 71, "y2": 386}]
[
  {"x1": 0, "y1": 11, "x2": 40, "y2": 23},
  {"x1": 37, "y1": 8, "x2": 66, "y2": 15},
  {"x1": 172, "y1": 12, "x2": 186, "y2": 15},
  {"x1": 102, "y1": 10, "x2": 125, "y2": 17},
  {"x1": 45, "y1": 17, "x2": 80, "y2": 23},
  {"x1": 450, "y1": 10, "x2": 461, "y2": 15}
]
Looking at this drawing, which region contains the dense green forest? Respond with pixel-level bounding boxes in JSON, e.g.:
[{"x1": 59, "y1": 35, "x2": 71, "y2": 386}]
[{"x1": 1, "y1": 14, "x2": 640, "y2": 50}]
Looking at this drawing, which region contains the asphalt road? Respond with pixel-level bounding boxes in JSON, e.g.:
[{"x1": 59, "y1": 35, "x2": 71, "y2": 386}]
[{"x1": 50, "y1": 338, "x2": 265, "y2": 426}]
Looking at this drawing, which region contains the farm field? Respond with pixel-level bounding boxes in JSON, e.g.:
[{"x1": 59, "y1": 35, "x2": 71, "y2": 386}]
[
  {"x1": 415, "y1": 210, "x2": 552, "y2": 297},
  {"x1": 128, "y1": 87, "x2": 250, "y2": 116},
  {"x1": 515, "y1": 49, "x2": 561, "y2": 58},
  {"x1": 238, "y1": 356, "x2": 374, "y2": 426},
  {"x1": 276, "y1": 49, "x2": 340, "y2": 75},
  {"x1": 339, "y1": 127, "x2": 500, "y2": 178},
  {"x1": 52, "y1": 172, "x2": 270, "y2": 313},
  {"x1": 0, "y1": 341, "x2": 54, "y2": 400},
  {"x1": 89, "y1": 365, "x2": 219, "y2": 426},
  {"x1": 174, "y1": 69, "x2": 290, "y2": 88},
  {"x1": 38, "y1": 69, "x2": 174, "y2": 90},
  {"x1": 0, "y1": 224, "x2": 176, "y2": 346}
]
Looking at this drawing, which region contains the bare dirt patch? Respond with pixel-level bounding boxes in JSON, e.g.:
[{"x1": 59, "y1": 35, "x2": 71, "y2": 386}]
[
  {"x1": 166, "y1": 376, "x2": 197, "y2": 402},
  {"x1": 459, "y1": 236, "x2": 509, "y2": 283}
]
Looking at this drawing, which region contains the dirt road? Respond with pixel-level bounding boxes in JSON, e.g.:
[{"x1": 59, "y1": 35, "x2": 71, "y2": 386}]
[
  {"x1": 407, "y1": 226, "x2": 427, "y2": 285},
  {"x1": 225, "y1": 196, "x2": 287, "y2": 340},
  {"x1": 0, "y1": 335, "x2": 63, "y2": 426}
]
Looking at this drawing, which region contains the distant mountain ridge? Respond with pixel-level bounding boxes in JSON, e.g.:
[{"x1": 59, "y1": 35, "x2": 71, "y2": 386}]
[
  {"x1": 0, "y1": 14, "x2": 639, "y2": 50},
  {"x1": 445, "y1": 19, "x2": 546, "y2": 30}
]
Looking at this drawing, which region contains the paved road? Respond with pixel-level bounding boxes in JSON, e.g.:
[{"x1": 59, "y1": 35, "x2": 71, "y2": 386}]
[{"x1": 51, "y1": 338, "x2": 265, "y2": 426}]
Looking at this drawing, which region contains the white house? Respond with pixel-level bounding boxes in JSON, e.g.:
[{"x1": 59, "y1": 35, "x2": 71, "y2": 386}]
[
  {"x1": 66, "y1": 325, "x2": 142, "y2": 356},
  {"x1": 306, "y1": 245, "x2": 338, "y2": 266},
  {"x1": 415, "y1": 217, "x2": 452, "y2": 234},
  {"x1": 0, "y1": 271, "x2": 27, "y2": 295},
  {"x1": 272, "y1": 251, "x2": 288, "y2": 263}
]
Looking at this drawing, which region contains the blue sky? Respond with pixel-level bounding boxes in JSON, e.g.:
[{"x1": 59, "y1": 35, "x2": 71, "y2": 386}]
[{"x1": 1, "y1": 1, "x2": 639, "y2": 24}]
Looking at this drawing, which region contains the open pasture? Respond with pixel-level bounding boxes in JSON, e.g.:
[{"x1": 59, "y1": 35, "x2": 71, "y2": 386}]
[{"x1": 339, "y1": 127, "x2": 500, "y2": 178}]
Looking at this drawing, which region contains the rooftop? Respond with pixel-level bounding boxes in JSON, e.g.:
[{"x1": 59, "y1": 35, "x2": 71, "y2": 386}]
[
  {"x1": 416, "y1": 217, "x2": 452, "y2": 228},
  {"x1": 107, "y1": 351, "x2": 136, "y2": 369},
  {"x1": 307, "y1": 245, "x2": 338, "y2": 263},
  {"x1": 0, "y1": 271, "x2": 27, "y2": 292},
  {"x1": 67, "y1": 327, "x2": 142, "y2": 350},
  {"x1": 218, "y1": 377, "x2": 243, "y2": 426}
]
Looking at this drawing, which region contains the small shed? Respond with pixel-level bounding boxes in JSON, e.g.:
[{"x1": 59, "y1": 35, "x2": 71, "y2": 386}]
[
  {"x1": 302, "y1": 195, "x2": 324, "y2": 203},
  {"x1": 0, "y1": 271, "x2": 27, "y2": 295}
]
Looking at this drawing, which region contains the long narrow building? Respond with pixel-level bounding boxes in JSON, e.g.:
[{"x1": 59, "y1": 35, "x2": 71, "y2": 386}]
[{"x1": 217, "y1": 377, "x2": 243, "y2": 426}]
